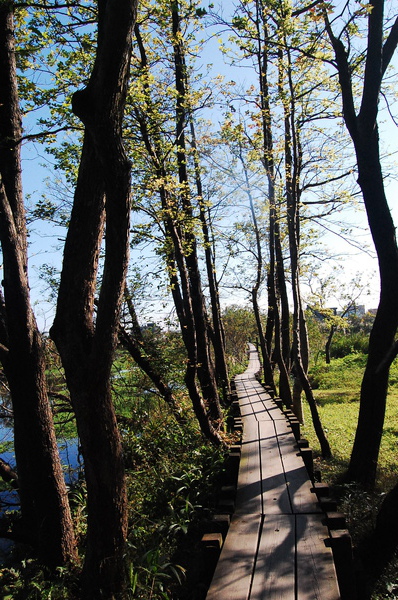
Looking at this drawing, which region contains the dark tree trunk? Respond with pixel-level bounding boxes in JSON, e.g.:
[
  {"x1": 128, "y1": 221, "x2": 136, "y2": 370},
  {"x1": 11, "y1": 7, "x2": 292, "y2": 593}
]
[
  {"x1": 347, "y1": 131, "x2": 398, "y2": 487},
  {"x1": 237, "y1": 143, "x2": 275, "y2": 392},
  {"x1": 325, "y1": 324, "x2": 336, "y2": 364},
  {"x1": 0, "y1": 4, "x2": 76, "y2": 568},
  {"x1": 367, "y1": 480, "x2": 398, "y2": 576},
  {"x1": 171, "y1": 3, "x2": 223, "y2": 423},
  {"x1": 255, "y1": 1, "x2": 292, "y2": 407},
  {"x1": 50, "y1": 0, "x2": 137, "y2": 595},
  {"x1": 264, "y1": 269, "x2": 275, "y2": 357},
  {"x1": 326, "y1": 1, "x2": 398, "y2": 488},
  {"x1": 279, "y1": 39, "x2": 328, "y2": 447},
  {"x1": 188, "y1": 113, "x2": 230, "y2": 403},
  {"x1": 274, "y1": 210, "x2": 291, "y2": 369},
  {"x1": 252, "y1": 289, "x2": 276, "y2": 392}
]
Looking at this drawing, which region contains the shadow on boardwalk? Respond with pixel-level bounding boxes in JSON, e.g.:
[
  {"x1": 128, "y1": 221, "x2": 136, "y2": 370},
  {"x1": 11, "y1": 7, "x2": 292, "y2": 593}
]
[{"x1": 205, "y1": 344, "x2": 346, "y2": 600}]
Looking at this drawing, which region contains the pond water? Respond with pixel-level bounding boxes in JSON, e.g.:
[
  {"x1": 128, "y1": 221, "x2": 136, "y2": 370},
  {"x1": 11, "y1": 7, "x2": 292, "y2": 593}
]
[
  {"x1": 0, "y1": 421, "x2": 83, "y2": 561},
  {"x1": 0, "y1": 421, "x2": 82, "y2": 512}
]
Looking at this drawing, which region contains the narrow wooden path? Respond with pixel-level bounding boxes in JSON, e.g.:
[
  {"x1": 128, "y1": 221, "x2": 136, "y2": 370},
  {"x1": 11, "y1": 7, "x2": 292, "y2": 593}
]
[{"x1": 206, "y1": 344, "x2": 341, "y2": 600}]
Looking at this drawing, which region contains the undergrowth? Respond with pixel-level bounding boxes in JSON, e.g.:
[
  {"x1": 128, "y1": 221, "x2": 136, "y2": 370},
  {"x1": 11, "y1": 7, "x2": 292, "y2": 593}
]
[{"x1": 0, "y1": 394, "x2": 227, "y2": 599}]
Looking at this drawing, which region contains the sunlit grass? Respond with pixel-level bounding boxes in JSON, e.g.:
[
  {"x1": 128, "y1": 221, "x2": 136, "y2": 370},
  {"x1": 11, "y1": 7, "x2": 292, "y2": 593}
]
[{"x1": 302, "y1": 354, "x2": 398, "y2": 491}]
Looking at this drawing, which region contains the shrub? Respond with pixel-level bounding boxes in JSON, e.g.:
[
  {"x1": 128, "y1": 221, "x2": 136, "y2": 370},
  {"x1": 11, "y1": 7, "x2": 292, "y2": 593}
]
[{"x1": 330, "y1": 332, "x2": 369, "y2": 358}]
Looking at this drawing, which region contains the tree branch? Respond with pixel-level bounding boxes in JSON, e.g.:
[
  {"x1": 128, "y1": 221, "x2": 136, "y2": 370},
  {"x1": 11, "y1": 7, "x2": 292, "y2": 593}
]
[
  {"x1": 324, "y1": 12, "x2": 358, "y2": 136},
  {"x1": 382, "y1": 15, "x2": 398, "y2": 75}
]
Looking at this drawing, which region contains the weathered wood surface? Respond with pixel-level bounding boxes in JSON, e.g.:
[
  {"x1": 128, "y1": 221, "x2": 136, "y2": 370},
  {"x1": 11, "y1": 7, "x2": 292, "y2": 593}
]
[{"x1": 206, "y1": 344, "x2": 340, "y2": 599}]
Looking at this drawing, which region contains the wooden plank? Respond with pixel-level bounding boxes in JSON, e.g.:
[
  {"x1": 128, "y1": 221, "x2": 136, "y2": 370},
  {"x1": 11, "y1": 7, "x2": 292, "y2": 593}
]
[
  {"x1": 206, "y1": 514, "x2": 261, "y2": 600},
  {"x1": 296, "y1": 514, "x2": 340, "y2": 600},
  {"x1": 236, "y1": 419, "x2": 262, "y2": 514},
  {"x1": 251, "y1": 514, "x2": 295, "y2": 600},
  {"x1": 246, "y1": 392, "x2": 267, "y2": 416},
  {"x1": 238, "y1": 387, "x2": 256, "y2": 418},
  {"x1": 274, "y1": 420, "x2": 321, "y2": 514},
  {"x1": 245, "y1": 386, "x2": 273, "y2": 421},
  {"x1": 258, "y1": 421, "x2": 292, "y2": 514}
]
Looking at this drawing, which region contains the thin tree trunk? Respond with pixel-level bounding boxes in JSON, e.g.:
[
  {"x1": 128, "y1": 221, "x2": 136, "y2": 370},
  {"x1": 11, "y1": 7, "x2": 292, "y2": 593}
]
[
  {"x1": 172, "y1": 3, "x2": 223, "y2": 422},
  {"x1": 133, "y1": 23, "x2": 223, "y2": 443},
  {"x1": 237, "y1": 143, "x2": 275, "y2": 392},
  {"x1": 281, "y1": 35, "x2": 329, "y2": 446},
  {"x1": 255, "y1": 2, "x2": 292, "y2": 407},
  {"x1": 119, "y1": 291, "x2": 182, "y2": 419},
  {"x1": 325, "y1": 324, "x2": 336, "y2": 364},
  {"x1": 252, "y1": 289, "x2": 276, "y2": 392},
  {"x1": 264, "y1": 269, "x2": 275, "y2": 358},
  {"x1": 188, "y1": 109, "x2": 230, "y2": 402}
]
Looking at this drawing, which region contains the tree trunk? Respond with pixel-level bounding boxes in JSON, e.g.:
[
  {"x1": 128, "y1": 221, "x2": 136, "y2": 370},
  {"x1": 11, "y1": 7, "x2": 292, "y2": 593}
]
[
  {"x1": 0, "y1": 5, "x2": 76, "y2": 568},
  {"x1": 51, "y1": 0, "x2": 137, "y2": 595},
  {"x1": 189, "y1": 113, "x2": 230, "y2": 403},
  {"x1": 171, "y1": 3, "x2": 223, "y2": 423},
  {"x1": 255, "y1": 1, "x2": 292, "y2": 407},
  {"x1": 133, "y1": 22, "x2": 223, "y2": 443},
  {"x1": 367, "y1": 479, "x2": 398, "y2": 578},
  {"x1": 264, "y1": 269, "x2": 275, "y2": 358},
  {"x1": 347, "y1": 129, "x2": 398, "y2": 487},
  {"x1": 325, "y1": 324, "x2": 336, "y2": 364},
  {"x1": 252, "y1": 289, "x2": 276, "y2": 393},
  {"x1": 326, "y1": 4, "x2": 398, "y2": 487}
]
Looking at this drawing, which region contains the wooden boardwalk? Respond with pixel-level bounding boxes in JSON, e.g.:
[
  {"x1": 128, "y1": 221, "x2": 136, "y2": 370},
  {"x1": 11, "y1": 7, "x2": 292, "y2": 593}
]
[{"x1": 206, "y1": 344, "x2": 341, "y2": 600}]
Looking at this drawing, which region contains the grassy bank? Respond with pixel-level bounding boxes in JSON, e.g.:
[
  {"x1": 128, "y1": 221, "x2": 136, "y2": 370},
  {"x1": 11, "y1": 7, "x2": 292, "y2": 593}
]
[
  {"x1": 301, "y1": 353, "x2": 398, "y2": 599},
  {"x1": 302, "y1": 353, "x2": 398, "y2": 490}
]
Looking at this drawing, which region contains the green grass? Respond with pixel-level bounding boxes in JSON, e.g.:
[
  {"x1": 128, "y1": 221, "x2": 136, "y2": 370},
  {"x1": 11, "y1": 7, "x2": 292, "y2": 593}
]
[
  {"x1": 302, "y1": 353, "x2": 398, "y2": 490},
  {"x1": 301, "y1": 353, "x2": 398, "y2": 599}
]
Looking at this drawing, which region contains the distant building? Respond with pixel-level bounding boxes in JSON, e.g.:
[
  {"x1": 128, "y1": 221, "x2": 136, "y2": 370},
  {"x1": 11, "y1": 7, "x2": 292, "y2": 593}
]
[{"x1": 343, "y1": 304, "x2": 366, "y2": 317}]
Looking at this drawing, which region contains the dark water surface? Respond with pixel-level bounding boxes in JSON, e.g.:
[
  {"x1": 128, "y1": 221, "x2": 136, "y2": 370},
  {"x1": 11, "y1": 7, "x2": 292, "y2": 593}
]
[{"x1": 0, "y1": 421, "x2": 82, "y2": 561}]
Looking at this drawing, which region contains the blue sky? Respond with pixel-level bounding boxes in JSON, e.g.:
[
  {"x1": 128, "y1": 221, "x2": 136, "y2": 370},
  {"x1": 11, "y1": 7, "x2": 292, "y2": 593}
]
[{"x1": 18, "y1": 2, "x2": 398, "y2": 330}]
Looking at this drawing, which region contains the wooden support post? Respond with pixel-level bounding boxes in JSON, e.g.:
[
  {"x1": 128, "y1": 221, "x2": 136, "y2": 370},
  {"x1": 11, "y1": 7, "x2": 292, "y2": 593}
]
[
  {"x1": 229, "y1": 444, "x2": 241, "y2": 454},
  {"x1": 312, "y1": 482, "x2": 330, "y2": 497},
  {"x1": 223, "y1": 451, "x2": 240, "y2": 486},
  {"x1": 326, "y1": 512, "x2": 346, "y2": 530},
  {"x1": 200, "y1": 533, "x2": 223, "y2": 589},
  {"x1": 283, "y1": 409, "x2": 295, "y2": 419},
  {"x1": 233, "y1": 418, "x2": 243, "y2": 433},
  {"x1": 230, "y1": 401, "x2": 240, "y2": 416},
  {"x1": 220, "y1": 485, "x2": 236, "y2": 498},
  {"x1": 216, "y1": 497, "x2": 235, "y2": 514},
  {"x1": 318, "y1": 496, "x2": 338, "y2": 513},
  {"x1": 296, "y1": 438, "x2": 309, "y2": 449},
  {"x1": 330, "y1": 529, "x2": 357, "y2": 600},
  {"x1": 210, "y1": 514, "x2": 230, "y2": 540},
  {"x1": 300, "y1": 447, "x2": 314, "y2": 481},
  {"x1": 226, "y1": 415, "x2": 234, "y2": 433},
  {"x1": 289, "y1": 419, "x2": 300, "y2": 441}
]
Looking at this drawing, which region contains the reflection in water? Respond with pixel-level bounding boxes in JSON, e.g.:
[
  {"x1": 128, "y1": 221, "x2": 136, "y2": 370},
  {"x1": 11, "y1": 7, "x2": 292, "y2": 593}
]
[
  {"x1": 0, "y1": 420, "x2": 83, "y2": 561},
  {"x1": 0, "y1": 421, "x2": 83, "y2": 512}
]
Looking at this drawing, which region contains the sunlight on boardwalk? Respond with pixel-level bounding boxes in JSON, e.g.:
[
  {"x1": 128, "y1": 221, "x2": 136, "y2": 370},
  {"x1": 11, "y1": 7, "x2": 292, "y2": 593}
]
[{"x1": 206, "y1": 344, "x2": 340, "y2": 600}]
